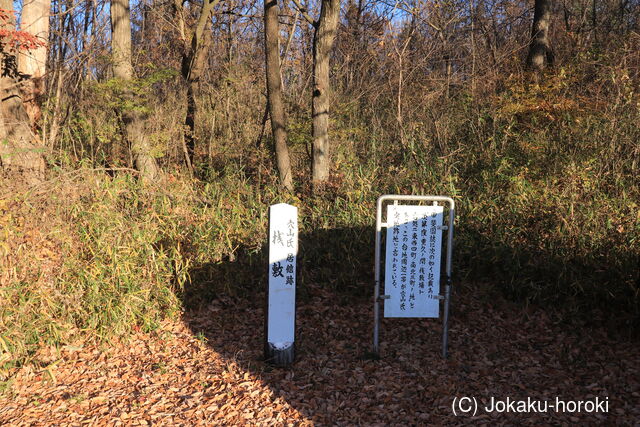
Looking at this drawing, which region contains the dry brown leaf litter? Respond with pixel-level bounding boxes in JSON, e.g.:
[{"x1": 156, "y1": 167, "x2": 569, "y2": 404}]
[{"x1": 1, "y1": 285, "x2": 638, "y2": 425}]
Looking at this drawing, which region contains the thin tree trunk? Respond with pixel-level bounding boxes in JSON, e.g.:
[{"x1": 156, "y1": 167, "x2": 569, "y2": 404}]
[
  {"x1": 311, "y1": 0, "x2": 340, "y2": 192},
  {"x1": 182, "y1": 25, "x2": 213, "y2": 168},
  {"x1": 111, "y1": 0, "x2": 159, "y2": 181},
  {"x1": 183, "y1": 81, "x2": 197, "y2": 170},
  {"x1": 179, "y1": 0, "x2": 219, "y2": 168},
  {"x1": 394, "y1": 32, "x2": 412, "y2": 148},
  {"x1": 264, "y1": 0, "x2": 293, "y2": 191},
  {"x1": 47, "y1": 68, "x2": 64, "y2": 147},
  {"x1": 256, "y1": 9, "x2": 298, "y2": 150},
  {"x1": 283, "y1": 10, "x2": 299, "y2": 66},
  {"x1": 591, "y1": 0, "x2": 597, "y2": 43},
  {"x1": 526, "y1": 0, "x2": 554, "y2": 72}
]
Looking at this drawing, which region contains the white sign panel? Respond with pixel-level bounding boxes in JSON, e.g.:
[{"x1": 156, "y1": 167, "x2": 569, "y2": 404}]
[
  {"x1": 267, "y1": 203, "x2": 297, "y2": 348},
  {"x1": 384, "y1": 204, "x2": 444, "y2": 318}
]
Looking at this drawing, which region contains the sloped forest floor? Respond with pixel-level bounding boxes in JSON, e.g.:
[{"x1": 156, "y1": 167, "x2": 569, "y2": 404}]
[{"x1": 1, "y1": 284, "x2": 638, "y2": 425}]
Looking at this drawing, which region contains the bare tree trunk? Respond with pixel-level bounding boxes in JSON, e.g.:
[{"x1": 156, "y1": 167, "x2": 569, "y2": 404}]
[
  {"x1": 111, "y1": 0, "x2": 133, "y2": 81},
  {"x1": 182, "y1": 26, "x2": 212, "y2": 168},
  {"x1": 46, "y1": 68, "x2": 64, "y2": 147},
  {"x1": 393, "y1": 32, "x2": 412, "y2": 148},
  {"x1": 0, "y1": 0, "x2": 45, "y2": 180},
  {"x1": 182, "y1": 27, "x2": 212, "y2": 170},
  {"x1": 264, "y1": 0, "x2": 293, "y2": 191},
  {"x1": 526, "y1": 0, "x2": 554, "y2": 72},
  {"x1": 18, "y1": 0, "x2": 50, "y2": 129},
  {"x1": 311, "y1": 0, "x2": 340, "y2": 192},
  {"x1": 0, "y1": 77, "x2": 46, "y2": 179},
  {"x1": 111, "y1": 0, "x2": 159, "y2": 181},
  {"x1": 178, "y1": 0, "x2": 219, "y2": 169}
]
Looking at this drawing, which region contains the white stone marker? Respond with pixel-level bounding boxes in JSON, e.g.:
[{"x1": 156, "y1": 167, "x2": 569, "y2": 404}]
[
  {"x1": 384, "y1": 204, "x2": 444, "y2": 318},
  {"x1": 265, "y1": 203, "x2": 298, "y2": 366}
]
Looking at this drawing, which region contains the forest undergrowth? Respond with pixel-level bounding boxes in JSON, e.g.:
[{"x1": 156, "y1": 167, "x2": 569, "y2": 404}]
[{"x1": 1, "y1": 59, "x2": 639, "y2": 380}]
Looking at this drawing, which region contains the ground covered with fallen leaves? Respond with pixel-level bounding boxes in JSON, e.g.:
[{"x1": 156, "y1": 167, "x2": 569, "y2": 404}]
[{"x1": 2, "y1": 284, "x2": 638, "y2": 425}]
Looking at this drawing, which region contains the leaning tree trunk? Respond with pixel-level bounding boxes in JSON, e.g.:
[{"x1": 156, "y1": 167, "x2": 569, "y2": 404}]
[
  {"x1": 264, "y1": 0, "x2": 293, "y2": 191},
  {"x1": 18, "y1": 0, "x2": 50, "y2": 129},
  {"x1": 526, "y1": 0, "x2": 554, "y2": 72},
  {"x1": 110, "y1": 0, "x2": 159, "y2": 182},
  {"x1": 0, "y1": 0, "x2": 45, "y2": 180},
  {"x1": 182, "y1": 28, "x2": 212, "y2": 170},
  {"x1": 179, "y1": 0, "x2": 218, "y2": 169},
  {"x1": 311, "y1": 0, "x2": 340, "y2": 192}
]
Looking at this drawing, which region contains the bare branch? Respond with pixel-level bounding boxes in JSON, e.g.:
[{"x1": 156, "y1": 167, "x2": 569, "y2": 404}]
[{"x1": 289, "y1": 0, "x2": 316, "y2": 27}]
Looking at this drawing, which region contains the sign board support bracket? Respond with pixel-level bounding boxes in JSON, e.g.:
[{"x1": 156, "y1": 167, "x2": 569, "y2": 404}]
[{"x1": 372, "y1": 195, "x2": 455, "y2": 359}]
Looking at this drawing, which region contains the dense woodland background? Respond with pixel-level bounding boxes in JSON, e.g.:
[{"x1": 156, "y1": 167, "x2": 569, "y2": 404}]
[{"x1": 0, "y1": 0, "x2": 639, "y2": 372}]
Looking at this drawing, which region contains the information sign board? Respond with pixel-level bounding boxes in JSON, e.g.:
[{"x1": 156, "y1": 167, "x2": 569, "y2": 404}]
[
  {"x1": 384, "y1": 204, "x2": 444, "y2": 318},
  {"x1": 265, "y1": 203, "x2": 298, "y2": 365}
]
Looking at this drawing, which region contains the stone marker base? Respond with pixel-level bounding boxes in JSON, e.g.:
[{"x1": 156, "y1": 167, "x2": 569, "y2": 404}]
[{"x1": 264, "y1": 342, "x2": 295, "y2": 367}]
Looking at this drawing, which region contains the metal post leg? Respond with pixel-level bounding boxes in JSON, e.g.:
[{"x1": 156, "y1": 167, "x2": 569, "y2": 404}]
[
  {"x1": 373, "y1": 281, "x2": 380, "y2": 356},
  {"x1": 442, "y1": 276, "x2": 452, "y2": 358}
]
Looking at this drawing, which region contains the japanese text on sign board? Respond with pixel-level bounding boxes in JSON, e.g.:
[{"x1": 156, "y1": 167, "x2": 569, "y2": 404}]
[
  {"x1": 267, "y1": 203, "x2": 298, "y2": 346},
  {"x1": 271, "y1": 219, "x2": 296, "y2": 286},
  {"x1": 384, "y1": 204, "x2": 444, "y2": 318}
]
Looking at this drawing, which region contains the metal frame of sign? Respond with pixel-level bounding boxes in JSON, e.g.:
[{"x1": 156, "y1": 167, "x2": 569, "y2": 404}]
[{"x1": 373, "y1": 195, "x2": 455, "y2": 358}]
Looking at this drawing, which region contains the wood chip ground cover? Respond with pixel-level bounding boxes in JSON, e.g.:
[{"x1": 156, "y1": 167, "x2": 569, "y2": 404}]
[{"x1": 1, "y1": 285, "x2": 638, "y2": 425}]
